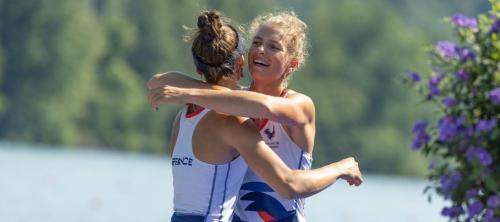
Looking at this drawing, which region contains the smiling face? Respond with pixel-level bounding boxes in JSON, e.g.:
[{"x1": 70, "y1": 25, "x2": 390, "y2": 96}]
[{"x1": 248, "y1": 24, "x2": 295, "y2": 85}]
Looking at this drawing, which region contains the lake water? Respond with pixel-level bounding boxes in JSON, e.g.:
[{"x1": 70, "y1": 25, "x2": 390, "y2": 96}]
[{"x1": 0, "y1": 142, "x2": 447, "y2": 222}]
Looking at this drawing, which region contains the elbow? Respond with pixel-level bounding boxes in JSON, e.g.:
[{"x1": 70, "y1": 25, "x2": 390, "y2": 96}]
[
  {"x1": 276, "y1": 175, "x2": 304, "y2": 200},
  {"x1": 147, "y1": 73, "x2": 165, "y2": 89}
]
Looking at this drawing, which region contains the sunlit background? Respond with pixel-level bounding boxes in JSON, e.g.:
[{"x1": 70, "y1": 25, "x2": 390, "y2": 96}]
[{"x1": 0, "y1": 0, "x2": 491, "y2": 221}]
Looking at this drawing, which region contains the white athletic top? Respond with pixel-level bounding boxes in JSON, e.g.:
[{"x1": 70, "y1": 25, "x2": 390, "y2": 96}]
[
  {"x1": 234, "y1": 118, "x2": 313, "y2": 222},
  {"x1": 172, "y1": 106, "x2": 247, "y2": 222}
]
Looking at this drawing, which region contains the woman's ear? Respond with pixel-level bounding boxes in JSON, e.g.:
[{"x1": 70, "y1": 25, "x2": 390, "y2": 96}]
[
  {"x1": 239, "y1": 55, "x2": 245, "y2": 67},
  {"x1": 236, "y1": 55, "x2": 245, "y2": 79},
  {"x1": 286, "y1": 58, "x2": 299, "y2": 76}
]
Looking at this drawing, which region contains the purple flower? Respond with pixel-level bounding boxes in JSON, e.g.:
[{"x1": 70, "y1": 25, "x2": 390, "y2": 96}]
[
  {"x1": 440, "y1": 170, "x2": 461, "y2": 198},
  {"x1": 441, "y1": 206, "x2": 463, "y2": 218},
  {"x1": 456, "y1": 69, "x2": 470, "y2": 81},
  {"x1": 438, "y1": 116, "x2": 464, "y2": 142},
  {"x1": 411, "y1": 121, "x2": 430, "y2": 150},
  {"x1": 476, "y1": 148, "x2": 493, "y2": 166},
  {"x1": 412, "y1": 131, "x2": 431, "y2": 151},
  {"x1": 465, "y1": 189, "x2": 478, "y2": 199},
  {"x1": 476, "y1": 119, "x2": 497, "y2": 133},
  {"x1": 443, "y1": 97, "x2": 458, "y2": 107},
  {"x1": 468, "y1": 200, "x2": 484, "y2": 219},
  {"x1": 451, "y1": 14, "x2": 478, "y2": 28},
  {"x1": 467, "y1": 146, "x2": 493, "y2": 166},
  {"x1": 436, "y1": 41, "x2": 459, "y2": 60},
  {"x1": 460, "y1": 48, "x2": 476, "y2": 61},
  {"x1": 466, "y1": 146, "x2": 476, "y2": 161},
  {"x1": 407, "y1": 72, "x2": 421, "y2": 83},
  {"x1": 487, "y1": 195, "x2": 500, "y2": 208},
  {"x1": 413, "y1": 121, "x2": 428, "y2": 133},
  {"x1": 427, "y1": 75, "x2": 443, "y2": 99},
  {"x1": 484, "y1": 209, "x2": 495, "y2": 221},
  {"x1": 488, "y1": 18, "x2": 499, "y2": 36},
  {"x1": 489, "y1": 87, "x2": 500, "y2": 105}
]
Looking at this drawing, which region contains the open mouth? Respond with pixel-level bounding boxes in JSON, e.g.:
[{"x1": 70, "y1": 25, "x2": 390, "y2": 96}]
[{"x1": 253, "y1": 59, "x2": 270, "y2": 67}]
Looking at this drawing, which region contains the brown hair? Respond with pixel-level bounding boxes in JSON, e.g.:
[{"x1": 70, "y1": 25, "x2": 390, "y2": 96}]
[{"x1": 186, "y1": 10, "x2": 244, "y2": 84}]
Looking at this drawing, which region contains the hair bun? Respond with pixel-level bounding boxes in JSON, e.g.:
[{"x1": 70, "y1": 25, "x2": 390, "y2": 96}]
[{"x1": 197, "y1": 11, "x2": 222, "y2": 41}]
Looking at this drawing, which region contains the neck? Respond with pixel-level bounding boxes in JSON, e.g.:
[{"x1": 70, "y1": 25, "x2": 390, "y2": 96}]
[
  {"x1": 249, "y1": 80, "x2": 286, "y2": 96},
  {"x1": 216, "y1": 77, "x2": 238, "y2": 90}
]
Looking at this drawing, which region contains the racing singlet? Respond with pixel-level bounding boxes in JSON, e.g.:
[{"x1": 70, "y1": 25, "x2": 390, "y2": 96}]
[
  {"x1": 233, "y1": 118, "x2": 313, "y2": 222},
  {"x1": 172, "y1": 105, "x2": 247, "y2": 222}
]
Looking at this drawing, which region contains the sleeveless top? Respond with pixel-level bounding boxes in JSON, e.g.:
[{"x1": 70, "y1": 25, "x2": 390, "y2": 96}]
[
  {"x1": 172, "y1": 105, "x2": 248, "y2": 222},
  {"x1": 233, "y1": 92, "x2": 313, "y2": 222}
]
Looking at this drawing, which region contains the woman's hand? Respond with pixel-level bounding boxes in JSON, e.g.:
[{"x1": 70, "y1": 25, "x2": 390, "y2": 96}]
[
  {"x1": 337, "y1": 157, "x2": 363, "y2": 186},
  {"x1": 149, "y1": 85, "x2": 188, "y2": 110}
]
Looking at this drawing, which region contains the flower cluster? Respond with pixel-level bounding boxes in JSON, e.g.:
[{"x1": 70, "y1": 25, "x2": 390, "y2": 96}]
[{"x1": 407, "y1": 1, "x2": 500, "y2": 221}]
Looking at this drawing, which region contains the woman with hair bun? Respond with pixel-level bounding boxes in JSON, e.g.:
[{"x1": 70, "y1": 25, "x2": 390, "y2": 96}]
[{"x1": 151, "y1": 10, "x2": 363, "y2": 222}]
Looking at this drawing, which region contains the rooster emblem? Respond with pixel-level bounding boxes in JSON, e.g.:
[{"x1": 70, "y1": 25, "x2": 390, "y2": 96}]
[{"x1": 264, "y1": 126, "x2": 276, "y2": 140}]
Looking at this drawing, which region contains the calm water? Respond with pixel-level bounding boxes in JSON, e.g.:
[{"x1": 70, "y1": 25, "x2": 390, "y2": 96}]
[{"x1": 0, "y1": 142, "x2": 446, "y2": 222}]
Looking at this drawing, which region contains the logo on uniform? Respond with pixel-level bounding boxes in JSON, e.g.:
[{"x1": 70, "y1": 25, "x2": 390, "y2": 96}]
[
  {"x1": 237, "y1": 182, "x2": 296, "y2": 222},
  {"x1": 264, "y1": 126, "x2": 275, "y2": 140},
  {"x1": 172, "y1": 156, "x2": 193, "y2": 166}
]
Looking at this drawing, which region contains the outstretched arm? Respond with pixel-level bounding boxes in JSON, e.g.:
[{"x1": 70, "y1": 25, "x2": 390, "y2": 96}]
[
  {"x1": 151, "y1": 84, "x2": 314, "y2": 126},
  {"x1": 148, "y1": 71, "x2": 231, "y2": 108},
  {"x1": 148, "y1": 71, "x2": 226, "y2": 90},
  {"x1": 221, "y1": 116, "x2": 363, "y2": 199}
]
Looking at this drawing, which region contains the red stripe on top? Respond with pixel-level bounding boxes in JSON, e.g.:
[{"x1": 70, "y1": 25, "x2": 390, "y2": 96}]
[
  {"x1": 185, "y1": 104, "x2": 205, "y2": 118},
  {"x1": 252, "y1": 88, "x2": 287, "y2": 130},
  {"x1": 258, "y1": 211, "x2": 276, "y2": 222},
  {"x1": 257, "y1": 118, "x2": 269, "y2": 130}
]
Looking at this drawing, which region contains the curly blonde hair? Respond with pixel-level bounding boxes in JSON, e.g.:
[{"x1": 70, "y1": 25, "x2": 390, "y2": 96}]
[{"x1": 249, "y1": 11, "x2": 309, "y2": 68}]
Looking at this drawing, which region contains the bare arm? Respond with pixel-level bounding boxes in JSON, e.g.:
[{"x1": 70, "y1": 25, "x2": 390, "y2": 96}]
[
  {"x1": 152, "y1": 85, "x2": 314, "y2": 126},
  {"x1": 147, "y1": 71, "x2": 229, "y2": 90},
  {"x1": 221, "y1": 116, "x2": 362, "y2": 199}
]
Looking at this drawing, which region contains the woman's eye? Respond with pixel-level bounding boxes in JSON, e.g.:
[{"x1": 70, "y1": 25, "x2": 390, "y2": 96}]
[{"x1": 270, "y1": 45, "x2": 281, "y2": 51}]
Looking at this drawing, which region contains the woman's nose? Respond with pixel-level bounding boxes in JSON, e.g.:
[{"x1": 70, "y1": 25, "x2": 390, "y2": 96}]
[{"x1": 255, "y1": 45, "x2": 265, "y2": 54}]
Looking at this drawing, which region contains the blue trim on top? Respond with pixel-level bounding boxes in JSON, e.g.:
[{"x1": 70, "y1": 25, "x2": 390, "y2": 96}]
[
  {"x1": 171, "y1": 212, "x2": 205, "y2": 222},
  {"x1": 218, "y1": 162, "x2": 231, "y2": 220},
  {"x1": 205, "y1": 165, "x2": 218, "y2": 221},
  {"x1": 297, "y1": 150, "x2": 304, "y2": 169},
  {"x1": 294, "y1": 150, "x2": 305, "y2": 211},
  {"x1": 240, "y1": 182, "x2": 274, "y2": 192}
]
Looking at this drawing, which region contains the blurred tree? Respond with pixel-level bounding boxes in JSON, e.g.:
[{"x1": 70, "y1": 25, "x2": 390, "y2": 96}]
[
  {"x1": 0, "y1": 0, "x2": 5, "y2": 117},
  {"x1": 81, "y1": 0, "x2": 150, "y2": 151},
  {"x1": 0, "y1": 0, "x2": 489, "y2": 175},
  {"x1": 292, "y1": 0, "x2": 431, "y2": 174},
  {"x1": 0, "y1": 0, "x2": 103, "y2": 145}
]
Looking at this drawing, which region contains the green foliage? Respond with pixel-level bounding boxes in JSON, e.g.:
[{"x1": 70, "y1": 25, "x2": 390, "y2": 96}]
[
  {"x1": 0, "y1": 0, "x2": 104, "y2": 145},
  {"x1": 291, "y1": 0, "x2": 431, "y2": 174}
]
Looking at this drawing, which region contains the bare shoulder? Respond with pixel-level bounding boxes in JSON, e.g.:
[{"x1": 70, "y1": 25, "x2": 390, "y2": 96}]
[
  {"x1": 286, "y1": 89, "x2": 315, "y2": 116},
  {"x1": 286, "y1": 90, "x2": 314, "y2": 104}
]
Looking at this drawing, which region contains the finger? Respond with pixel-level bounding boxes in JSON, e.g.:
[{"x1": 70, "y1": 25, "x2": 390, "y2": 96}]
[
  {"x1": 152, "y1": 90, "x2": 163, "y2": 105},
  {"x1": 150, "y1": 88, "x2": 161, "y2": 108},
  {"x1": 149, "y1": 90, "x2": 157, "y2": 111},
  {"x1": 355, "y1": 178, "x2": 362, "y2": 186}
]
